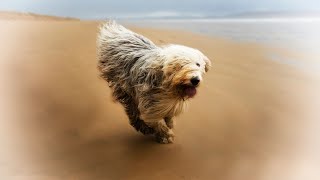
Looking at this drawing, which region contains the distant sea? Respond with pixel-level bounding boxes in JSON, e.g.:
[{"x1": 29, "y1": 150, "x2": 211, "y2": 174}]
[{"x1": 123, "y1": 18, "x2": 320, "y2": 74}]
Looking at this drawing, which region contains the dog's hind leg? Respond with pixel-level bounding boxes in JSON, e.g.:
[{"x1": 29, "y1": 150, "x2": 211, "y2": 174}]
[
  {"x1": 112, "y1": 86, "x2": 154, "y2": 135},
  {"x1": 129, "y1": 115, "x2": 155, "y2": 135},
  {"x1": 123, "y1": 99, "x2": 155, "y2": 135}
]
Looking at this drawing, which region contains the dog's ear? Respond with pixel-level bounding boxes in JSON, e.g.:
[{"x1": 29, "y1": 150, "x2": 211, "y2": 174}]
[
  {"x1": 203, "y1": 55, "x2": 212, "y2": 72},
  {"x1": 163, "y1": 63, "x2": 182, "y2": 77}
]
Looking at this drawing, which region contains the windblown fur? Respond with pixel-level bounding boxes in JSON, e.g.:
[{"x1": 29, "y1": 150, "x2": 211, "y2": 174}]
[{"x1": 97, "y1": 21, "x2": 211, "y2": 143}]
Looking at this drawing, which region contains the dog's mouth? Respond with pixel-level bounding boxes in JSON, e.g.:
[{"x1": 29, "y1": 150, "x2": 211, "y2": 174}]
[{"x1": 179, "y1": 85, "x2": 197, "y2": 98}]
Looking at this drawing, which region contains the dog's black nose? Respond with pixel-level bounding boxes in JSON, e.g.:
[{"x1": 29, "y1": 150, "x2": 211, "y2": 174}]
[{"x1": 190, "y1": 77, "x2": 200, "y2": 86}]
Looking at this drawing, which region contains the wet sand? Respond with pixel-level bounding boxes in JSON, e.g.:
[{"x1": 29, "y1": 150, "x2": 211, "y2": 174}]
[{"x1": 0, "y1": 12, "x2": 319, "y2": 179}]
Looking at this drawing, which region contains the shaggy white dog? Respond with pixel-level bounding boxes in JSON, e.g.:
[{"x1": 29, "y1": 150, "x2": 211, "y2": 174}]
[{"x1": 97, "y1": 21, "x2": 211, "y2": 143}]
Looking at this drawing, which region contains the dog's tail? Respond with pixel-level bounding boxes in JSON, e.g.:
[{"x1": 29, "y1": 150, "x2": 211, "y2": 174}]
[{"x1": 97, "y1": 20, "x2": 157, "y2": 63}]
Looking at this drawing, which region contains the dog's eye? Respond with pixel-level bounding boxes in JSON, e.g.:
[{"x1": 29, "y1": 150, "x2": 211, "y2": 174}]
[{"x1": 196, "y1": 63, "x2": 200, "y2": 67}]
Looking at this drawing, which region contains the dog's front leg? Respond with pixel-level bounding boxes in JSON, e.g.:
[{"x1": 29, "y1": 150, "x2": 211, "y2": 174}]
[
  {"x1": 164, "y1": 117, "x2": 174, "y2": 129},
  {"x1": 145, "y1": 120, "x2": 175, "y2": 144}
]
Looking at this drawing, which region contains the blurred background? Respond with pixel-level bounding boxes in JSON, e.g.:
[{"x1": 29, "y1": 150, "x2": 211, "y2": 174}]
[
  {"x1": 1, "y1": 0, "x2": 320, "y2": 19},
  {"x1": 1, "y1": 0, "x2": 320, "y2": 56},
  {"x1": 0, "y1": 1, "x2": 319, "y2": 180}
]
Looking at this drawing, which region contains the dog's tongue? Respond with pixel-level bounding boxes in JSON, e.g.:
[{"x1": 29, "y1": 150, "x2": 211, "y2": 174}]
[{"x1": 185, "y1": 87, "x2": 197, "y2": 98}]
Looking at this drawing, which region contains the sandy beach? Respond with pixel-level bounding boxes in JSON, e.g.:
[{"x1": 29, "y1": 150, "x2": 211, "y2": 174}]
[{"x1": 0, "y1": 12, "x2": 319, "y2": 179}]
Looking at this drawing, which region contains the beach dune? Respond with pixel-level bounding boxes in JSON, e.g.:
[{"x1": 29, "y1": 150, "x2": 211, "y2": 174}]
[{"x1": 0, "y1": 12, "x2": 319, "y2": 180}]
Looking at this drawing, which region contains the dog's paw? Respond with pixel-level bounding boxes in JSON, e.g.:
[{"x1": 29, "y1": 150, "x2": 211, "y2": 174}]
[
  {"x1": 156, "y1": 136, "x2": 174, "y2": 144},
  {"x1": 155, "y1": 130, "x2": 175, "y2": 144},
  {"x1": 156, "y1": 135, "x2": 174, "y2": 144}
]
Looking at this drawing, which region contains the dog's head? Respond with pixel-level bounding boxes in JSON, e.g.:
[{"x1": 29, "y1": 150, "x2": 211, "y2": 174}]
[{"x1": 161, "y1": 45, "x2": 211, "y2": 99}]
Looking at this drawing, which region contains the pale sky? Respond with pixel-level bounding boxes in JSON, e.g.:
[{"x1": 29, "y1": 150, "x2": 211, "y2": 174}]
[{"x1": 0, "y1": 0, "x2": 319, "y2": 19}]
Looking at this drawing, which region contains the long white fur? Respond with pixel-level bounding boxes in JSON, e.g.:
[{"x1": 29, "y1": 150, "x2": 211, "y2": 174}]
[{"x1": 97, "y1": 21, "x2": 211, "y2": 143}]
